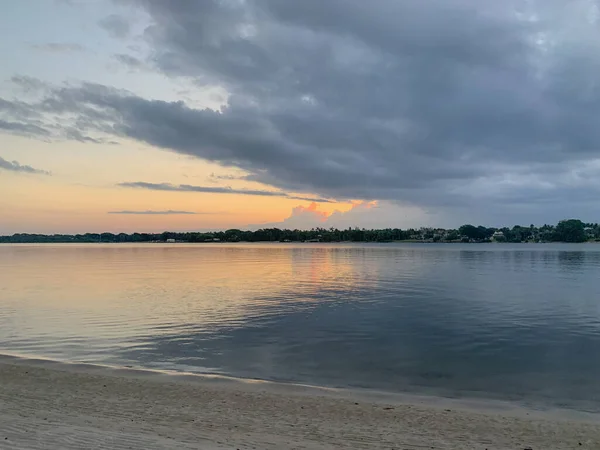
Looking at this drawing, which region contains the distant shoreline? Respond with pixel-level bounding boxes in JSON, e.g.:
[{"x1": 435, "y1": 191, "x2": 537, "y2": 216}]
[{"x1": 2, "y1": 219, "x2": 598, "y2": 244}]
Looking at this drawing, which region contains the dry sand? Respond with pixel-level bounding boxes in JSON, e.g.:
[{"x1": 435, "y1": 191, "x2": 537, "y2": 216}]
[{"x1": 0, "y1": 356, "x2": 599, "y2": 450}]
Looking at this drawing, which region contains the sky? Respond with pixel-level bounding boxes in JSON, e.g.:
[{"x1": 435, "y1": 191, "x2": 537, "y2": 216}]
[{"x1": 1, "y1": 0, "x2": 600, "y2": 234}]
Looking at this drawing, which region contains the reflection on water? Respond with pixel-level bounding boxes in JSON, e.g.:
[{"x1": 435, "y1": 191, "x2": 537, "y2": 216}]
[{"x1": 1, "y1": 243, "x2": 600, "y2": 411}]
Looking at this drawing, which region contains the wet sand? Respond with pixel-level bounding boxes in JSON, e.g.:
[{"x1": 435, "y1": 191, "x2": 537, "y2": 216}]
[{"x1": 0, "y1": 356, "x2": 598, "y2": 450}]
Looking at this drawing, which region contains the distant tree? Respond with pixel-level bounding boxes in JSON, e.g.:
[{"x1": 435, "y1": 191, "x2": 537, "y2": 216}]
[
  {"x1": 350, "y1": 228, "x2": 365, "y2": 242},
  {"x1": 553, "y1": 219, "x2": 586, "y2": 243},
  {"x1": 459, "y1": 224, "x2": 479, "y2": 240},
  {"x1": 458, "y1": 225, "x2": 492, "y2": 241},
  {"x1": 223, "y1": 229, "x2": 241, "y2": 242},
  {"x1": 422, "y1": 228, "x2": 435, "y2": 240},
  {"x1": 100, "y1": 232, "x2": 116, "y2": 242},
  {"x1": 539, "y1": 229, "x2": 554, "y2": 242},
  {"x1": 477, "y1": 226, "x2": 494, "y2": 240},
  {"x1": 446, "y1": 230, "x2": 460, "y2": 241}
]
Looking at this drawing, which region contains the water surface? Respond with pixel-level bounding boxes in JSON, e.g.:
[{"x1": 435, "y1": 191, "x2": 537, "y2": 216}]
[{"x1": 1, "y1": 243, "x2": 600, "y2": 411}]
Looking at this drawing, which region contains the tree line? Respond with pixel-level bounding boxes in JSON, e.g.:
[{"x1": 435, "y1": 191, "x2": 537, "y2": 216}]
[{"x1": 1, "y1": 219, "x2": 598, "y2": 244}]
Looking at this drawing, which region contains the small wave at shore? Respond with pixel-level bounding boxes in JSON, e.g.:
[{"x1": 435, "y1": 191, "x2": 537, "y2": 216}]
[{"x1": 2, "y1": 351, "x2": 599, "y2": 424}]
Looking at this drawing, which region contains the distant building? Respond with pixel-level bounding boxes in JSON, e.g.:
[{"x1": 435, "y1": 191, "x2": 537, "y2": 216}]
[
  {"x1": 491, "y1": 231, "x2": 505, "y2": 241},
  {"x1": 166, "y1": 238, "x2": 176, "y2": 243}
]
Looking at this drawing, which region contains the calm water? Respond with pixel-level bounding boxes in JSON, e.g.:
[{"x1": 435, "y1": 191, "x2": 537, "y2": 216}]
[{"x1": 1, "y1": 243, "x2": 600, "y2": 411}]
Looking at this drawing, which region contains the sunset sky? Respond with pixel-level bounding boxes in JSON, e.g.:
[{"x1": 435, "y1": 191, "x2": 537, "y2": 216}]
[{"x1": 2, "y1": 1, "x2": 600, "y2": 234}]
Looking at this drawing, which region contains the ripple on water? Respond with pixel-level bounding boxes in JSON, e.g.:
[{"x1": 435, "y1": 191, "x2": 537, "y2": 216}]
[{"x1": 1, "y1": 243, "x2": 600, "y2": 412}]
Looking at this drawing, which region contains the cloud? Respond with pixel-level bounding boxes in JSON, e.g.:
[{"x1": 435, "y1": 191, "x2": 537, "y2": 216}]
[
  {"x1": 118, "y1": 181, "x2": 334, "y2": 203},
  {"x1": 0, "y1": 120, "x2": 50, "y2": 138},
  {"x1": 99, "y1": 14, "x2": 131, "y2": 39},
  {"x1": 108, "y1": 210, "x2": 200, "y2": 215},
  {"x1": 272, "y1": 202, "x2": 330, "y2": 228},
  {"x1": 113, "y1": 54, "x2": 144, "y2": 69},
  {"x1": 3, "y1": 1, "x2": 600, "y2": 223},
  {"x1": 208, "y1": 173, "x2": 247, "y2": 182},
  {"x1": 0, "y1": 156, "x2": 51, "y2": 175},
  {"x1": 0, "y1": 87, "x2": 117, "y2": 143},
  {"x1": 9, "y1": 76, "x2": 47, "y2": 93},
  {"x1": 31, "y1": 43, "x2": 85, "y2": 53},
  {"x1": 250, "y1": 201, "x2": 434, "y2": 230}
]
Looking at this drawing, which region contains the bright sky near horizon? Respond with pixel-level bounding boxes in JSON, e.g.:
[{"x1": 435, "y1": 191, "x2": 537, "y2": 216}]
[{"x1": 1, "y1": 1, "x2": 600, "y2": 234}]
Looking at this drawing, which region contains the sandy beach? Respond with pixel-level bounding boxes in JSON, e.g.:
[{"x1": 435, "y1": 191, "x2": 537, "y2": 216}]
[{"x1": 0, "y1": 356, "x2": 598, "y2": 450}]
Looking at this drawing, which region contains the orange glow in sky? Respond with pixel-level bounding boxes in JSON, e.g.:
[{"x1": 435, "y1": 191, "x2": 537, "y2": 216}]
[{"x1": 0, "y1": 134, "x2": 353, "y2": 234}]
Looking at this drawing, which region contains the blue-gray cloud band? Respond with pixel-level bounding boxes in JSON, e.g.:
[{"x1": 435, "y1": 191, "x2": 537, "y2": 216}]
[
  {"x1": 118, "y1": 182, "x2": 334, "y2": 203},
  {"x1": 0, "y1": 156, "x2": 50, "y2": 175}
]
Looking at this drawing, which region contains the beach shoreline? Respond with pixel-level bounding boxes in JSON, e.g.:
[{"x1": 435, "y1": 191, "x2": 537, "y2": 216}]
[
  {"x1": 1, "y1": 354, "x2": 598, "y2": 449},
  {"x1": 0, "y1": 353, "x2": 598, "y2": 422}
]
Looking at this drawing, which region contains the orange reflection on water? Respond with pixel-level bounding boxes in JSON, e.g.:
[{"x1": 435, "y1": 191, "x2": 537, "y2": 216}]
[{"x1": 0, "y1": 244, "x2": 381, "y2": 345}]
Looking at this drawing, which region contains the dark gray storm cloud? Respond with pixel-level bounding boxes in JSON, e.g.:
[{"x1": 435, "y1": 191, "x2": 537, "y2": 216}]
[
  {"x1": 118, "y1": 182, "x2": 334, "y2": 203},
  {"x1": 108, "y1": 210, "x2": 199, "y2": 215},
  {"x1": 0, "y1": 156, "x2": 50, "y2": 175},
  {"x1": 2, "y1": 0, "x2": 600, "y2": 223}
]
